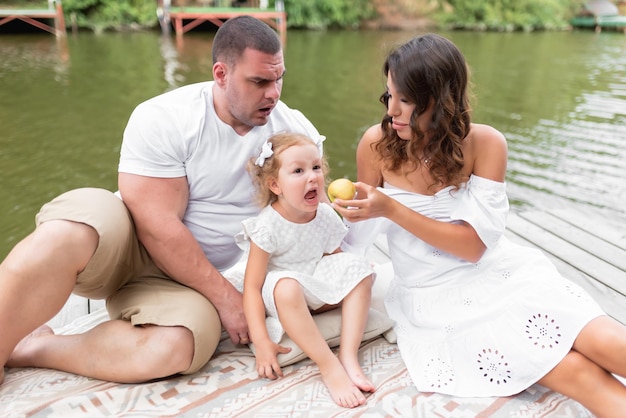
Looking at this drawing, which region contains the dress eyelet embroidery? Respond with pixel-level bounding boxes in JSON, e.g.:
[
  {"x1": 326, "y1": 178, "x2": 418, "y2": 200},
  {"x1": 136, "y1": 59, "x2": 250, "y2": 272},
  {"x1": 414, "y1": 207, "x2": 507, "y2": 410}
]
[
  {"x1": 474, "y1": 261, "x2": 482, "y2": 270},
  {"x1": 432, "y1": 249, "x2": 442, "y2": 257},
  {"x1": 425, "y1": 357, "x2": 455, "y2": 389},
  {"x1": 563, "y1": 283, "x2": 589, "y2": 301},
  {"x1": 445, "y1": 325, "x2": 454, "y2": 334},
  {"x1": 525, "y1": 313, "x2": 561, "y2": 349},
  {"x1": 477, "y1": 348, "x2": 511, "y2": 385},
  {"x1": 396, "y1": 322, "x2": 408, "y2": 334},
  {"x1": 502, "y1": 270, "x2": 511, "y2": 279},
  {"x1": 463, "y1": 297, "x2": 472, "y2": 306}
]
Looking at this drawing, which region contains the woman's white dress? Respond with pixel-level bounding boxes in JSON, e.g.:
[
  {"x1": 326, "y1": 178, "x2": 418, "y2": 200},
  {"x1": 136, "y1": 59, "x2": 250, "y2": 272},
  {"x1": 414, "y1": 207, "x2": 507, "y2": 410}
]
[
  {"x1": 343, "y1": 174, "x2": 605, "y2": 397},
  {"x1": 225, "y1": 202, "x2": 374, "y2": 343}
]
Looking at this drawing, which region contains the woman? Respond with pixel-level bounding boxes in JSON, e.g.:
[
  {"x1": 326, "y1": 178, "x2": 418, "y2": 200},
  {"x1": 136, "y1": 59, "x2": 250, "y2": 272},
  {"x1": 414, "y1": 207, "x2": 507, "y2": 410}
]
[{"x1": 333, "y1": 33, "x2": 626, "y2": 417}]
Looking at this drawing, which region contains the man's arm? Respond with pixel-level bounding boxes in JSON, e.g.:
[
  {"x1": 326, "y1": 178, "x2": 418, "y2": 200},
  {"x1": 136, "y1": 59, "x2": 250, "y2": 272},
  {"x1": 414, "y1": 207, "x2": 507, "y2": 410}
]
[{"x1": 118, "y1": 172, "x2": 248, "y2": 344}]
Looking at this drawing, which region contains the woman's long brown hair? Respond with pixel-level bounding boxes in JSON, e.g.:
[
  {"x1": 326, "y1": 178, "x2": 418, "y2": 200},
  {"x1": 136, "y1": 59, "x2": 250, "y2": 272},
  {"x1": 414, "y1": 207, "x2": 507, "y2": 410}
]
[{"x1": 375, "y1": 34, "x2": 472, "y2": 192}]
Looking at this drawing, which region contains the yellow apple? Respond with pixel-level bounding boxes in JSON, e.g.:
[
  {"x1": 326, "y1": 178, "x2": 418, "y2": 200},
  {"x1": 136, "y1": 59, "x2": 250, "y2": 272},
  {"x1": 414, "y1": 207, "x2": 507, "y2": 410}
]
[{"x1": 327, "y1": 178, "x2": 356, "y2": 202}]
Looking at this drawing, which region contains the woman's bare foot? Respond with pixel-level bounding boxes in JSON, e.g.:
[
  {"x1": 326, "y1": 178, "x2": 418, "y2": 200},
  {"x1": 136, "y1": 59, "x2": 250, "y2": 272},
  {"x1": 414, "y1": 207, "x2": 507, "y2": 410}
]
[
  {"x1": 339, "y1": 354, "x2": 375, "y2": 393},
  {"x1": 6, "y1": 324, "x2": 54, "y2": 368},
  {"x1": 319, "y1": 363, "x2": 367, "y2": 408}
]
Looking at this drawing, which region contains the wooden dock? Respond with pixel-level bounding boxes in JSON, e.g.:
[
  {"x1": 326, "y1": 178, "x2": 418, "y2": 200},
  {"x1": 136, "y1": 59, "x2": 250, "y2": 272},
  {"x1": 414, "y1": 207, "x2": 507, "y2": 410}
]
[
  {"x1": 506, "y1": 208, "x2": 626, "y2": 323},
  {"x1": 0, "y1": 0, "x2": 66, "y2": 37},
  {"x1": 159, "y1": 1, "x2": 287, "y2": 42},
  {"x1": 48, "y1": 207, "x2": 626, "y2": 328},
  {"x1": 10, "y1": 207, "x2": 625, "y2": 417}
]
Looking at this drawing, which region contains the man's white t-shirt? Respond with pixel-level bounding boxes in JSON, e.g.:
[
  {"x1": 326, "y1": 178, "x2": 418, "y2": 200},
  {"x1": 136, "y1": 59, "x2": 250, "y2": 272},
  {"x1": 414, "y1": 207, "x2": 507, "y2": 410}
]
[{"x1": 118, "y1": 81, "x2": 320, "y2": 271}]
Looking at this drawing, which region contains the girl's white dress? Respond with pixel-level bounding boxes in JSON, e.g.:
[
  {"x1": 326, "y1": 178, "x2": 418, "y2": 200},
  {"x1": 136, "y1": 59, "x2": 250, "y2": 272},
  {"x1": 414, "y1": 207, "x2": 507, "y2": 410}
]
[
  {"x1": 225, "y1": 202, "x2": 374, "y2": 343},
  {"x1": 343, "y1": 175, "x2": 605, "y2": 397}
]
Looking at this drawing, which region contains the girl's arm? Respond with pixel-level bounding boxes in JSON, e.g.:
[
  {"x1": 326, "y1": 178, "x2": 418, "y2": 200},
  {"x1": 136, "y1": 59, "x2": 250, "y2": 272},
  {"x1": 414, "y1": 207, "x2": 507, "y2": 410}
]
[
  {"x1": 335, "y1": 125, "x2": 507, "y2": 263},
  {"x1": 243, "y1": 242, "x2": 291, "y2": 379}
]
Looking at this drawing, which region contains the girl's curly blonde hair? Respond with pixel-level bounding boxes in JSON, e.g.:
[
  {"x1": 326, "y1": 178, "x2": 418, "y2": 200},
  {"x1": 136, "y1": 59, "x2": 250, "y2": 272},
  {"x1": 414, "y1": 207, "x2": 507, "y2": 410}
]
[{"x1": 247, "y1": 132, "x2": 330, "y2": 207}]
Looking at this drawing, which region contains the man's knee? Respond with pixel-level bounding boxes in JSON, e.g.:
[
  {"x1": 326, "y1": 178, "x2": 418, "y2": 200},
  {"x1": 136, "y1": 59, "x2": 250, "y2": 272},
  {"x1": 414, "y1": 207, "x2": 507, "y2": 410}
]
[
  {"x1": 139, "y1": 325, "x2": 195, "y2": 376},
  {"x1": 3, "y1": 220, "x2": 97, "y2": 278}
]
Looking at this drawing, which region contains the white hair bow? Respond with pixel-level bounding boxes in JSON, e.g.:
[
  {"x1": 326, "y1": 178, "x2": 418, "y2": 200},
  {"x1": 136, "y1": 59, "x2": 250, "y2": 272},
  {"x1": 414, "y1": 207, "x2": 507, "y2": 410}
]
[
  {"x1": 313, "y1": 135, "x2": 325, "y2": 157},
  {"x1": 254, "y1": 140, "x2": 274, "y2": 167}
]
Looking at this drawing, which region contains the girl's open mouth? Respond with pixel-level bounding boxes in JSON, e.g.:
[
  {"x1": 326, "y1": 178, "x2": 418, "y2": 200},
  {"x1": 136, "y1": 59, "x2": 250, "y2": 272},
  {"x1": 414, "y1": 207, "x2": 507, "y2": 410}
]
[{"x1": 304, "y1": 189, "x2": 317, "y2": 202}]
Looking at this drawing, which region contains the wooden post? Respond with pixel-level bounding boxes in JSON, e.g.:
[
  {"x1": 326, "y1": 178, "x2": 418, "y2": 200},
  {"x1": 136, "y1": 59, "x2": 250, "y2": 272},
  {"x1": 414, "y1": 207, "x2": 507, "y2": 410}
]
[{"x1": 54, "y1": 0, "x2": 66, "y2": 37}]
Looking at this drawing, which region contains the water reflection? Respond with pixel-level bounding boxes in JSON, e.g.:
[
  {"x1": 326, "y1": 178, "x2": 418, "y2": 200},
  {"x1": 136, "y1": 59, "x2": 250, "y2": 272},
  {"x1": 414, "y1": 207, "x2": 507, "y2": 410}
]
[
  {"x1": 497, "y1": 33, "x2": 626, "y2": 217},
  {"x1": 0, "y1": 30, "x2": 624, "y2": 260},
  {"x1": 0, "y1": 35, "x2": 70, "y2": 81},
  {"x1": 159, "y1": 34, "x2": 184, "y2": 89}
]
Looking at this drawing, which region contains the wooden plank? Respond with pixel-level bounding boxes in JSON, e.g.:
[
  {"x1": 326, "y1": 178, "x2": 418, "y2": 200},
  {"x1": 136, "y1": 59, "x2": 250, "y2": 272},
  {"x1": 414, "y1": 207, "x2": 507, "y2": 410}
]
[
  {"x1": 506, "y1": 212, "x2": 626, "y2": 295},
  {"x1": 547, "y1": 208, "x2": 626, "y2": 250},
  {"x1": 505, "y1": 229, "x2": 626, "y2": 324},
  {"x1": 373, "y1": 233, "x2": 390, "y2": 257},
  {"x1": 519, "y1": 210, "x2": 626, "y2": 270},
  {"x1": 168, "y1": 6, "x2": 286, "y2": 42},
  {"x1": 0, "y1": 9, "x2": 56, "y2": 17},
  {"x1": 47, "y1": 297, "x2": 106, "y2": 329},
  {"x1": 0, "y1": 1, "x2": 65, "y2": 36},
  {"x1": 47, "y1": 294, "x2": 89, "y2": 329},
  {"x1": 89, "y1": 299, "x2": 106, "y2": 313},
  {"x1": 366, "y1": 242, "x2": 390, "y2": 266}
]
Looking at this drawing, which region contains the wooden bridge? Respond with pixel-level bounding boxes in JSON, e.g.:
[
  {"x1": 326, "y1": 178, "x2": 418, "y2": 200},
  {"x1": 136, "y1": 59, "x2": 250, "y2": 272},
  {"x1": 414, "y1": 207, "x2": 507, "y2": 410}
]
[
  {"x1": 158, "y1": 0, "x2": 287, "y2": 42},
  {"x1": 0, "y1": 0, "x2": 66, "y2": 37}
]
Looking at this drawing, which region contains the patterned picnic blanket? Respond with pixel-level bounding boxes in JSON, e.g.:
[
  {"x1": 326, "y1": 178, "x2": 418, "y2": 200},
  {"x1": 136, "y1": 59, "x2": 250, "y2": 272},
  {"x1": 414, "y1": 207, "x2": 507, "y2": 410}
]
[{"x1": 0, "y1": 263, "x2": 593, "y2": 417}]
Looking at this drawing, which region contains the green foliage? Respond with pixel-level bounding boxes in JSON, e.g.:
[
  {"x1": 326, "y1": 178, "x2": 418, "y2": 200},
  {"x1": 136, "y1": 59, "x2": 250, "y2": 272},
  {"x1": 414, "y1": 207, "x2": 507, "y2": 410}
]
[
  {"x1": 62, "y1": 0, "x2": 157, "y2": 31},
  {"x1": 58, "y1": 0, "x2": 374, "y2": 32},
  {"x1": 435, "y1": 0, "x2": 588, "y2": 31},
  {"x1": 281, "y1": 0, "x2": 375, "y2": 29}
]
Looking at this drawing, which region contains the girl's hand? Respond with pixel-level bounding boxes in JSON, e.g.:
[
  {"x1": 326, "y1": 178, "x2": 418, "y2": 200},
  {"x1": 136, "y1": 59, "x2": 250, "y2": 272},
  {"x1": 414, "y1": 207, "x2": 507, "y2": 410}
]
[
  {"x1": 332, "y1": 182, "x2": 393, "y2": 222},
  {"x1": 254, "y1": 339, "x2": 292, "y2": 380}
]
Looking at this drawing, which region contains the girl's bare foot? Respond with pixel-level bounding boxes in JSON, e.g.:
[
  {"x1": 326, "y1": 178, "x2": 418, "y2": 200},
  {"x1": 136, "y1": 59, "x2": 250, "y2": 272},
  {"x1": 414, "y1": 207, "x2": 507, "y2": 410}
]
[
  {"x1": 319, "y1": 364, "x2": 367, "y2": 408},
  {"x1": 6, "y1": 324, "x2": 54, "y2": 368},
  {"x1": 339, "y1": 354, "x2": 375, "y2": 393}
]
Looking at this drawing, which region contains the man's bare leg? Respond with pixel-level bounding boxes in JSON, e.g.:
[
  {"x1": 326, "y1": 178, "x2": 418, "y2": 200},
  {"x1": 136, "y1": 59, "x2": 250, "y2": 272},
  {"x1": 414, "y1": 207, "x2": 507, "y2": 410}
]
[
  {"x1": 0, "y1": 220, "x2": 97, "y2": 385},
  {"x1": 7, "y1": 321, "x2": 194, "y2": 383},
  {"x1": 1, "y1": 220, "x2": 196, "y2": 384}
]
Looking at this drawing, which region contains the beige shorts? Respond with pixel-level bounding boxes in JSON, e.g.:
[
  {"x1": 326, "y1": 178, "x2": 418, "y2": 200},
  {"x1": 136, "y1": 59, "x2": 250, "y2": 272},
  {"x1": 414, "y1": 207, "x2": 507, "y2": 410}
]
[{"x1": 36, "y1": 188, "x2": 222, "y2": 374}]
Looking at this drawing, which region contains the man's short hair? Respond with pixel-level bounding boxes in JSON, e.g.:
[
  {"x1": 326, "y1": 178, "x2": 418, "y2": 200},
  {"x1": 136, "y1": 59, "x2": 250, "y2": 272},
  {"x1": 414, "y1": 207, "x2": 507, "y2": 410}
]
[{"x1": 212, "y1": 16, "x2": 282, "y2": 65}]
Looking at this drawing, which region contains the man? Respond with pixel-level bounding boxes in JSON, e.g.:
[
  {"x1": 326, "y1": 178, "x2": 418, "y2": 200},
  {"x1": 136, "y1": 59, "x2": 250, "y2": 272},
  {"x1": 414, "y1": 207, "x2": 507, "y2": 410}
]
[{"x1": 0, "y1": 16, "x2": 320, "y2": 385}]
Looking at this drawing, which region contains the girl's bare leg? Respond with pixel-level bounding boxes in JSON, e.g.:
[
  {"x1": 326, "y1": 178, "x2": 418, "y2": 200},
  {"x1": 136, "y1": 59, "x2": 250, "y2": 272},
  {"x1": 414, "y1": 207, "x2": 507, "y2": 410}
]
[
  {"x1": 538, "y1": 350, "x2": 626, "y2": 417},
  {"x1": 338, "y1": 275, "x2": 375, "y2": 393},
  {"x1": 274, "y1": 278, "x2": 366, "y2": 408}
]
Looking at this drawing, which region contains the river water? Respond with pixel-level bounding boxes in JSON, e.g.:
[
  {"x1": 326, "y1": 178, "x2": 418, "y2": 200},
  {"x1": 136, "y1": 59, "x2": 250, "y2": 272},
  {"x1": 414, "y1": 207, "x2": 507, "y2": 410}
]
[{"x1": 1, "y1": 28, "x2": 625, "y2": 258}]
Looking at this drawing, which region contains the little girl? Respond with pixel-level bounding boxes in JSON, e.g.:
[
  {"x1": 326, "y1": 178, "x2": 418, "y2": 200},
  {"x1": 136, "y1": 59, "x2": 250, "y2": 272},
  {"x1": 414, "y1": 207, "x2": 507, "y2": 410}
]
[{"x1": 233, "y1": 132, "x2": 375, "y2": 408}]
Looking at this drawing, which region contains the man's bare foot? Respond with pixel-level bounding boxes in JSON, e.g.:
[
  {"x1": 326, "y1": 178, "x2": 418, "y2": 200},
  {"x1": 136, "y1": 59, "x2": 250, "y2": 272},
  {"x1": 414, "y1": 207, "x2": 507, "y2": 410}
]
[
  {"x1": 6, "y1": 324, "x2": 54, "y2": 368},
  {"x1": 320, "y1": 364, "x2": 366, "y2": 408},
  {"x1": 339, "y1": 354, "x2": 375, "y2": 393}
]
